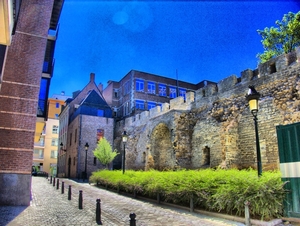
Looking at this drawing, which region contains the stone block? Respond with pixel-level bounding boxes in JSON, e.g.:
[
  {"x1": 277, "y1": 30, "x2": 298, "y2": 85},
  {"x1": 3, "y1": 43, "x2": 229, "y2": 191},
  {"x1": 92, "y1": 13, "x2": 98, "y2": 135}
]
[
  {"x1": 241, "y1": 69, "x2": 253, "y2": 82},
  {"x1": 217, "y1": 74, "x2": 238, "y2": 93}
]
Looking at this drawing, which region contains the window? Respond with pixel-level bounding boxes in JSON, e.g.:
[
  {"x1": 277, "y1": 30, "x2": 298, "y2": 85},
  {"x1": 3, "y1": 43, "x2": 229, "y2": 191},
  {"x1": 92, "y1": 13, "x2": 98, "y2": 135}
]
[
  {"x1": 94, "y1": 157, "x2": 97, "y2": 165},
  {"x1": 75, "y1": 129, "x2": 77, "y2": 143},
  {"x1": 38, "y1": 137, "x2": 45, "y2": 146},
  {"x1": 33, "y1": 149, "x2": 44, "y2": 159},
  {"x1": 69, "y1": 133, "x2": 72, "y2": 146},
  {"x1": 147, "y1": 82, "x2": 156, "y2": 94},
  {"x1": 123, "y1": 101, "x2": 130, "y2": 116},
  {"x1": 0, "y1": 45, "x2": 7, "y2": 77},
  {"x1": 73, "y1": 157, "x2": 76, "y2": 165},
  {"x1": 38, "y1": 78, "x2": 50, "y2": 117},
  {"x1": 135, "y1": 100, "x2": 144, "y2": 110},
  {"x1": 51, "y1": 150, "x2": 57, "y2": 159},
  {"x1": 55, "y1": 103, "x2": 60, "y2": 108},
  {"x1": 159, "y1": 84, "x2": 166, "y2": 96},
  {"x1": 169, "y1": 86, "x2": 177, "y2": 98},
  {"x1": 147, "y1": 102, "x2": 156, "y2": 110},
  {"x1": 97, "y1": 109, "x2": 104, "y2": 116},
  {"x1": 136, "y1": 79, "x2": 144, "y2": 92},
  {"x1": 114, "y1": 89, "x2": 118, "y2": 98},
  {"x1": 124, "y1": 81, "x2": 130, "y2": 95},
  {"x1": 97, "y1": 129, "x2": 104, "y2": 141},
  {"x1": 52, "y1": 125, "x2": 58, "y2": 134},
  {"x1": 270, "y1": 63, "x2": 276, "y2": 74},
  {"x1": 51, "y1": 138, "x2": 58, "y2": 146},
  {"x1": 179, "y1": 88, "x2": 186, "y2": 99}
]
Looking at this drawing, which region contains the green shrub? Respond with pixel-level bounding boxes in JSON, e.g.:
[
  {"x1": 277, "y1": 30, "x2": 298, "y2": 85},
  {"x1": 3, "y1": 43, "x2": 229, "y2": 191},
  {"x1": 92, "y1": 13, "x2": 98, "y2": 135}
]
[{"x1": 89, "y1": 169, "x2": 286, "y2": 220}]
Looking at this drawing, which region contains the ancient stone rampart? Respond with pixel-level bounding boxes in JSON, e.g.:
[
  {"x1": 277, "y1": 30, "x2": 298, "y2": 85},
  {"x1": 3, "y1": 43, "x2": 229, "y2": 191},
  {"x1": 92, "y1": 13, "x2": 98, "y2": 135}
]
[{"x1": 115, "y1": 47, "x2": 300, "y2": 171}]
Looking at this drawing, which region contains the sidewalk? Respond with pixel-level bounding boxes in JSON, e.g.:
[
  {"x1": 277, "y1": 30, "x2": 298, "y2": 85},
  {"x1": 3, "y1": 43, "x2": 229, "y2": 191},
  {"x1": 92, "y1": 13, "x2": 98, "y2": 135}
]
[{"x1": 0, "y1": 177, "x2": 273, "y2": 226}]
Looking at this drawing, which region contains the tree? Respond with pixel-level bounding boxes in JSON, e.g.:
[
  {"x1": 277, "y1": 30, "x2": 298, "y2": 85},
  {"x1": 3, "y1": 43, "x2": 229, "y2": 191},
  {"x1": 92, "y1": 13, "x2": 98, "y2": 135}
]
[
  {"x1": 93, "y1": 138, "x2": 119, "y2": 169},
  {"x1": 257, "y1": 11, "x2": 300, "y2": 63}
]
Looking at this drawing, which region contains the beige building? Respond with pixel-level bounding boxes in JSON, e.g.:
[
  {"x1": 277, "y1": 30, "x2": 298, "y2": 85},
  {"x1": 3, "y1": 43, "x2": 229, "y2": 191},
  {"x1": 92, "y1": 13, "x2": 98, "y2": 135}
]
[{"x1": 33, "y1": 93, "x2": 71, "y2": 175}]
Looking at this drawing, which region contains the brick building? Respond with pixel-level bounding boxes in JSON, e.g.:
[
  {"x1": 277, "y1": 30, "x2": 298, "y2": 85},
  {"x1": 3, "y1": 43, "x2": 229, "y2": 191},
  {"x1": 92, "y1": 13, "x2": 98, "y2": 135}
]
[
  {"x1": 58, "y1": 73, "x2": 114, "y2": 180},
  {"x1": 102, "y1": 70, "x2": 215, "y2": 120},
  {"x1": 0, "y1": 0, "x2": 64, "y2": 205}
]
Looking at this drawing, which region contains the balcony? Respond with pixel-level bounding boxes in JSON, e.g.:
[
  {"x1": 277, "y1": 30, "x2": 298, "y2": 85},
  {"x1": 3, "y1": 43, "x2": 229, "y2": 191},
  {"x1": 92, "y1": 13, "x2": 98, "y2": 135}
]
[
  {"x1": 33, "y1": 150, "x2": 44, "y2": 160},
  {"x1": 34, "y1": 142, "x2": 45, "y2": 148}
]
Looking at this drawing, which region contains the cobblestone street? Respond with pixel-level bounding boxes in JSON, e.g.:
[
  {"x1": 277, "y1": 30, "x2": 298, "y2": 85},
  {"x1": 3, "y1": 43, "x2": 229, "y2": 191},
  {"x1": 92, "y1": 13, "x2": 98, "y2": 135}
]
[{"x1": 0, "y1": 177, "x2": 251, "y2": 226}]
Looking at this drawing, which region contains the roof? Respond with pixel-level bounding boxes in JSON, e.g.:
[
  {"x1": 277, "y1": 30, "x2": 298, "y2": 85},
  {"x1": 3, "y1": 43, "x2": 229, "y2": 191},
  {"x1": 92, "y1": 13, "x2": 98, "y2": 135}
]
[{"x1": 81, "y1": 90, "x2": 110, "y2": 109}]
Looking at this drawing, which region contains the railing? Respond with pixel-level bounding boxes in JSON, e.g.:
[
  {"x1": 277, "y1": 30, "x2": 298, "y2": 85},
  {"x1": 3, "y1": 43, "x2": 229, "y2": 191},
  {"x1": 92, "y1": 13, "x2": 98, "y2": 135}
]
[
  {"x1": 34, "y1": 142, "x2": 45, "y2": 147},
  {"x1": 33, "y1": 154, "x2": 44, "y2": 159}
]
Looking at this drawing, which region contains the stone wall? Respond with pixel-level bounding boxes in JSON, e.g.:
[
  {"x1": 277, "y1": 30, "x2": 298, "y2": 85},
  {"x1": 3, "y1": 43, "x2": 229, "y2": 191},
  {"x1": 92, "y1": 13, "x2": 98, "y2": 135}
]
[{"x1": 115, "y1": 47, "x2": 300, "y2": 171}]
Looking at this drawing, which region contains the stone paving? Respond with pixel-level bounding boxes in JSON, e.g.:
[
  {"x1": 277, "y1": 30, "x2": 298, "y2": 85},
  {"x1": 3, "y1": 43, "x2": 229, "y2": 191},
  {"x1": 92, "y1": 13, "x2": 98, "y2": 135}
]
[{"x1": 0, "y1": 176, "x2": 276, "y2": 226}]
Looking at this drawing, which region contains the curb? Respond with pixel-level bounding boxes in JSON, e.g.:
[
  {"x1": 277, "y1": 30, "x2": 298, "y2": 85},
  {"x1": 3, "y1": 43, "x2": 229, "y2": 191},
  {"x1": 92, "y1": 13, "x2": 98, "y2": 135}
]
[{"x1": 91, "y1": 184, "x2": 284, "y2": 226}]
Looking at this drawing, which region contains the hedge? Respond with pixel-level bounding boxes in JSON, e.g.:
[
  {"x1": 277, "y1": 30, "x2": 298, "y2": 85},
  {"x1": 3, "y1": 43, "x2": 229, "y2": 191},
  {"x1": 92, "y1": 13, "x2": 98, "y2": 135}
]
[{"x1": 90, "y1": 169, "x2": 287, "y2": 220}]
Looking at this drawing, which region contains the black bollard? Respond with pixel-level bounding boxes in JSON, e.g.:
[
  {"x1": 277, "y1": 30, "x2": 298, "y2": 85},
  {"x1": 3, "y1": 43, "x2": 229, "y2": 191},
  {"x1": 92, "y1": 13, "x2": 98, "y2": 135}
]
[
  {"x1": 68, "y1": 185, "x2": 71, "y2": 200},
  {"x1": 79, "y1": 190, "x2": 83, "y2": 209},
  {"x1": 53, "y1": 177, "x2": 56, "y2": 187},
  {"x1": 61, "y1": 181, "x2": 64, "y2": 194},
  {"x1": 96, "y1": 199, "x2": 102, "y2": 225},
  {"x1": 56, "y1": 179, "x2": 59, "y2": 190},
  {"x1": 50, "y1": 176, "x2": 52, "y2": 184},
  {"x1": 129, "y1": 213, "x2": 136, "y2": 226}
]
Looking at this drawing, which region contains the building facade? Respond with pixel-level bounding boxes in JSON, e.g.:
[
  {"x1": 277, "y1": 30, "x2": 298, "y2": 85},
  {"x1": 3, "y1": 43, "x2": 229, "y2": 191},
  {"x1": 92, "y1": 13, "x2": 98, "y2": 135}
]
[
  {"x1": 113, "y1": 48, "x2": 300, "y2": 172},
  {"x1": 33, "y1": 93, "x2": 71, "y2": 175},
  {"x1": 102, "y1": 70, "x2": 215, "y2": 120},
  {"x1": 0, "y1": 0, "x2": 64, "y2": 205},
  {"x1": 58, "y1": 73, "x2": 114, "y2": 179}
]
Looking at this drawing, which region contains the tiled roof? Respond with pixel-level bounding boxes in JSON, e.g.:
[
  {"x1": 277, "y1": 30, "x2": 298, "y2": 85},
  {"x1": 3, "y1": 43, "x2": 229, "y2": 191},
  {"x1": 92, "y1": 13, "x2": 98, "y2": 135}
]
[{"x1": 81, "y1": 90, "x2": 110, "y2": 109}]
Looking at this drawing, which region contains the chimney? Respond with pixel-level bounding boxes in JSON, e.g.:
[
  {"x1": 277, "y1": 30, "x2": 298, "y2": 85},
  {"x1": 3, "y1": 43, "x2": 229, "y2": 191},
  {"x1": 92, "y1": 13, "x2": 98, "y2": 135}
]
[
  {"x1": 90, "y1": 73, "x2": 95, "y2": 82},
  {"x1": 98, "y1": 83, "x2": 103, "y2": 92}
]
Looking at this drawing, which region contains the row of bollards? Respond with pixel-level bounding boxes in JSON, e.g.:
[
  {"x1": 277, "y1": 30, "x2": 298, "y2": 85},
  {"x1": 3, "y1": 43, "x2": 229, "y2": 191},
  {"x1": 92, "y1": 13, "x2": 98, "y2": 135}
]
[
  {"x1": 47, "y1": 176, "x2": 136, "y2": 225},
  {"x1": 48, "y1": 176, "x2": 104, "y2": 224}
]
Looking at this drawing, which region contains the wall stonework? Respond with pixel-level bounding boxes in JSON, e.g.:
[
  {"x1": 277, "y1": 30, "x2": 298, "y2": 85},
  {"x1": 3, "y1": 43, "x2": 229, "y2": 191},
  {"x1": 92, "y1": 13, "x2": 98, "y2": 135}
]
[
  {"x1": 67, "y1": 115, "x2": 115, "y2": 178},
  {"x1": 115, "y1": 48, "x2": 300, "y2": 171}
]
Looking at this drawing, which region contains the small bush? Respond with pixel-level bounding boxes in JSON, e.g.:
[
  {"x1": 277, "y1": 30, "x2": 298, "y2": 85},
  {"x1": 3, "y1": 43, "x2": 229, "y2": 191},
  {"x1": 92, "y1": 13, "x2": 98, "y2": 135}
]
[{"x1": 89, "y1": 169, "x2": 286, "y2": 220}]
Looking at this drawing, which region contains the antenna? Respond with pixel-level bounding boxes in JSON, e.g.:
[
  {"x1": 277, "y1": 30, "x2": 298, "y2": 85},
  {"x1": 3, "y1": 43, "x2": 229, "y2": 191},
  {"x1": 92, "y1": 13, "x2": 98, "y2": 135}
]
[{"x1": 176, "y1": 69, "x2": 179, "y2": 97}]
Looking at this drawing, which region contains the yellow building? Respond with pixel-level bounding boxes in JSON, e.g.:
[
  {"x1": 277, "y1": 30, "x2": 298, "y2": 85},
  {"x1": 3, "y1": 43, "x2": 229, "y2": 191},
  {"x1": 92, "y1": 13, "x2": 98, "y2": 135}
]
[{"x1": 33, "y1": 93, "x2": 71, "y2": 175}]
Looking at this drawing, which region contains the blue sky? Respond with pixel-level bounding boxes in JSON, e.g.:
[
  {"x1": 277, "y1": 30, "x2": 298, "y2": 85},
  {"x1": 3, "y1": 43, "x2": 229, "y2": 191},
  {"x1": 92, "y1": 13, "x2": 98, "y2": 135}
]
[{"x1": 49, "y1": 0, "x2": 300, "y2": 97}]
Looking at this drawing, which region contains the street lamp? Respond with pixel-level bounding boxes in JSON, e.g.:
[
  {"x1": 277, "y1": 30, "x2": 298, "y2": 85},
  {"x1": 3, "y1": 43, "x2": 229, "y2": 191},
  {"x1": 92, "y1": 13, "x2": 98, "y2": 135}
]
[
  {"x1": 246, "y1": 85, "x2": 262, "y2": 177},
  {"x1": 84, "y1": 142, "x2": 89, "y2": 182},
  {"x1": 122, "y1": 131, "x2": 128, "y2": 174},
  {"x1": 58, "y1": 142, "x2": 67, "y2": 177}
]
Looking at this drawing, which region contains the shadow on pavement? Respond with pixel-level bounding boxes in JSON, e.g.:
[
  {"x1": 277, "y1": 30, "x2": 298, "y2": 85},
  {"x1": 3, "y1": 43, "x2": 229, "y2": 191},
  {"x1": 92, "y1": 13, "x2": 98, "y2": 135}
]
[{"x1": 0, "y1": 206, "x2": 27, "y2": 226}]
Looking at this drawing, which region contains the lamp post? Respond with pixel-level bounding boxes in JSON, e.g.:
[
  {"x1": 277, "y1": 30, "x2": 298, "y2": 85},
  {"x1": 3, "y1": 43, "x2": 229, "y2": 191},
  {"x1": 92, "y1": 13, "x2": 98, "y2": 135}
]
[
  {"x1": 59, "y1": 142, "x2": 67, "y2": 177},
  {"x1": 122, "y1": 131, "x2": 128, "y2": 174},
  {"x1": 84, "y1": 142, "x2": 89, "y2": 181},
  {"x1": 246, "y1": 85, "x2": 262, "y2": 177}
]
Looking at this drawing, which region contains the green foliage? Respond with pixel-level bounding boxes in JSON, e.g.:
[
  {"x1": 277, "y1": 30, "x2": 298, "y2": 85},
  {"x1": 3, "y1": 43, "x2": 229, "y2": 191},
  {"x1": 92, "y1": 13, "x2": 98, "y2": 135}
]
[
  {"x1": 257, "y1": 11, "x2": 300, "y2": 63},
  {"x1": 34, "y1": 166, "x2": 39, "y2": 172},
  {"x1": 93, "y1": 138, "x2": 119, "y2": 168},
  {"x1": 90, "y1": 169, "x2": 287, "y2": 220}
]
